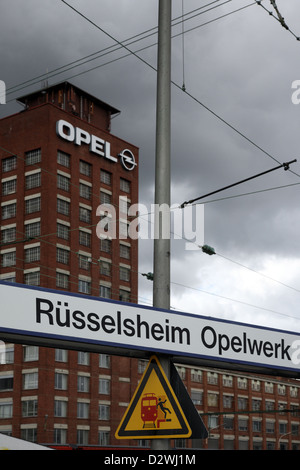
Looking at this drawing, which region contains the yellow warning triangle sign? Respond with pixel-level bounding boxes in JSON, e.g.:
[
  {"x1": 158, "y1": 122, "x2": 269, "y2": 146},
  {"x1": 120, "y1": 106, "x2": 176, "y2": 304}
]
[{"x1": 115, "y1": 355, "x2": 192, "y2": 439}]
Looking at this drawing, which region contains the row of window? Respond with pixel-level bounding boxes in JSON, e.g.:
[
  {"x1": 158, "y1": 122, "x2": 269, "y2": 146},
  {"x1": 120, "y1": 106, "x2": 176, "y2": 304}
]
[
  {"x1": 1, "y1": 428, "x2": 113, "y2": 447},
  {"x1": 178, "y1": 368, "x2": 300, "y2": 397},
  {"x1": 0, "y1": 399, "x2": 111, "y2": 421},
  {"x1": 207, "y1": 414, "x2": 299, "y2": 436},
  {"x1": 0, "y1": 270, "x2": 131, "y2": 301},
  {"x1": 0, "y1": 346, "x2": 110, "y2": 367},
  {"x1": 1, "y1": 220, "x2": 131, "y2": 257},
  {"x1": 1, "y1": 150, "x2": 131, "y2": 197},
  {"x1": 0, "y1": 371, "x2": 111, "y2": 394},
  {"x1": 191, "y1": 389, "x2": 300, "y2": 415},
  {"x1": 1, "y1": 246, "x2": 131, "y2": 281}
]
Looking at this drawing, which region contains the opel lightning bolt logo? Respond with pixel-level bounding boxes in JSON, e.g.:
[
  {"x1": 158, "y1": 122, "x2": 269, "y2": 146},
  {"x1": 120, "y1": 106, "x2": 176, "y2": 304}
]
[{"x1": 119, "y1": 149, "x2": 137, "y2": 171}]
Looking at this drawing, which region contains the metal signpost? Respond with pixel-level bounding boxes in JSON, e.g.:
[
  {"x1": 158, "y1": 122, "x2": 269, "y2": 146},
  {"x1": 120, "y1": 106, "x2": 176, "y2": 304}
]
[{"x1": 152, "y1": 0, "x2": 172, "y2": 451}]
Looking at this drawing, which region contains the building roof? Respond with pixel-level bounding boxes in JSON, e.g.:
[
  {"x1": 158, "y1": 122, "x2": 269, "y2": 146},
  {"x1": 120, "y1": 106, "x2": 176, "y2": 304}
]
[{"x1": 16, "y1": 80, "x2": 120, "y2": 116}]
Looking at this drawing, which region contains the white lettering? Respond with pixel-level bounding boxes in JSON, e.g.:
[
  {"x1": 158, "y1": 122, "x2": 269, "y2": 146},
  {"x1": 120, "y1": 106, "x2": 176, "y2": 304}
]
[
  {"x1": 291, "y1": 80, "x2": 300, "y2": 104},
  {"x1": 75, "y1": 128, "x2": 91, "y2": 146},
  {"x1": 56, "y1": 119, "x2": 74, "y2": 142},
  {"x1": 56, "y1": 120, "x2": 130, "y2": 167}
]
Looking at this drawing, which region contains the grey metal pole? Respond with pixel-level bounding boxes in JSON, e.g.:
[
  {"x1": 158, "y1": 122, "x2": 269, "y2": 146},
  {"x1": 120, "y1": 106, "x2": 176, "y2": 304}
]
[{"x1": 152, "y1": 0, "x2": 172, "y2": 451}]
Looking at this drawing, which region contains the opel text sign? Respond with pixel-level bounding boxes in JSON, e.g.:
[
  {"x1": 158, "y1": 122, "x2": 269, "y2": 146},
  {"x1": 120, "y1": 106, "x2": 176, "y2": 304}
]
[
  {"x1": 0, "y1": 282, "x2": 300, "y2": 377},
  {"x1": 56, "y1": 119, "x2": 137, "y2": 171}
]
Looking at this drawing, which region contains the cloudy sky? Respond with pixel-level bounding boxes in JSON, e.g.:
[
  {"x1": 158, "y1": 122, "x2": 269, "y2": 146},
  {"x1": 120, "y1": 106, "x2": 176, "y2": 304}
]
[{"x1": 1, "y1": 0, "x2": 300, "y2": 334}]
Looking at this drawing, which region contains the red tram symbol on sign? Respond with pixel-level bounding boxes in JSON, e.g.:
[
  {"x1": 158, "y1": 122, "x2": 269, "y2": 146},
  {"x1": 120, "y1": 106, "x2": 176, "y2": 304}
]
[{"x1": 141, "y1": 393, "x2": 171, "y2": 428}]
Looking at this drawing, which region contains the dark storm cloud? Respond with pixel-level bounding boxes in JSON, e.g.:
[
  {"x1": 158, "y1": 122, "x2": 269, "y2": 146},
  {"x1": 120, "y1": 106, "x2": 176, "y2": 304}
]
[{"x1": 1, "y1": 0, "x2": 300, "y2": 328}]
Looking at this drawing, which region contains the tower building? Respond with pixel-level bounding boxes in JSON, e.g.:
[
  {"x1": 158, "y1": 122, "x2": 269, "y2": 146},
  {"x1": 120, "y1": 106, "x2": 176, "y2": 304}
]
[{"x1": 0, "y1": 81, "x2": 140, "y2": 446}]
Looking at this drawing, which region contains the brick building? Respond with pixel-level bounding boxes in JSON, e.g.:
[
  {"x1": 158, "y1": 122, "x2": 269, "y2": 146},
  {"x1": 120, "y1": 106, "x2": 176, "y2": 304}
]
[
  {"x1": 0, "y1": 81, "x2": 141, "y2": 446},
  {"x1": 0, "y1": 82, "x2": 300, "y2": 450}
]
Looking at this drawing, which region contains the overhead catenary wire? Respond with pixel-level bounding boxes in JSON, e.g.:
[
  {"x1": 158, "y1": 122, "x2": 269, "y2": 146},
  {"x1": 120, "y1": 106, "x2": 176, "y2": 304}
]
[
  {"x1": 180, "y1": 159, "x2": 297, "y2": 208},
  {"x1": 2, "y1": 1, "x2": 300, "y2": 322}
]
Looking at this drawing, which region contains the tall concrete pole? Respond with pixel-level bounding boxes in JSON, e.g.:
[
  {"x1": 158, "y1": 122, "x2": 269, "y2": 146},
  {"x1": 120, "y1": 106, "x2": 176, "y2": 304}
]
[{"x1": 152, "y1": 0, "x2": 172, "y2": 451}]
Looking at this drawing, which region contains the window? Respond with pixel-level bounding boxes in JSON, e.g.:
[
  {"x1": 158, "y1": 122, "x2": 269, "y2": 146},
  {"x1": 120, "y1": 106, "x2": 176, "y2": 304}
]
[
  {"x1": 99, "y1": 378, "x2": 110, "y2": 395},
  {"x1": 100, "y1": 260, "x2": 111, "y2": 277},
  {"x1": 237, "y1": 377, "x2": 247, "y2": 389},
  {"x1": 100, "y1": 170, "x2": 111, "y2": 185},
  {"x1": 77, "y1": 429, "x2": 89, "y2": 445},
  {"x1": 78, "y1": 279, "x2": 91, "y2": 295},
  {"x1": 191, "y1": 369, "x2": 202, "y2": 382},
  {"x1": 223, "y1": 395, "x2": 233, "y2": 409},
  {"x1": 191, "y1": 390, "x2": 203, "y2": 406},
  {"x1": 78, "y1": 375, "x2": 90, "y2": 393},
  {"x1": 120, "y1": 266, "x2": 130, "y2": 282},
  {"x1": 265, "y1": 382, "x2": 274, "y2": 393},
  {"x1": 77, "y1": 402, "x2": 89, "y2": 419},
  {"x1": 99, "y1": 430, "x2": 110, "y2": 446},
  {"x1": 207, "y1": 372, "x2": 218, "y2": 385},
  {"x1": 80, "y1": 160, "x2": 92, "y2": 177},
  {"x1": 54, "y1": 428, "x2": 67, "y2": 445},
  {"x1": 251, "y1": 380, "x2": 261, "y2": 391},
  {"x1": 100, "y1": 238, "x2": 111, "y2": 253},
  {"x1": 238, "y1": 397, "x2": 248, "y2": 410},
  {"x1": 99, "y1": 354, "x2": 110, "y2": 368},
  {"x1": 266, "y1": 420, "x2": 275, "y2": 434},
  {"x1": 22, "y1": 399, "x2": 38, "y2": 417},
  {"x1": 57, "y1": 223, "x2": 69, "y2": 240},
  {"x1": 57, "y1": 173, "x2": 70, "y2": 192},
  {"x1": 21, "y1": 428, "x2": 37, "y2": 443},
  {"x1": 120, "y1": 243, "x2": 130, "y2": 259},
  {"x1": 238, "y1": 418, "x2": 248, "y2": 431},
  {"x1": 25, "y1": 196, "x2": 40, "y2": 214},
  {"x1": 100, "y1": 285, "x2": 111, "y2": 299},
  {"x1": 24, "y1": 271, "x2": 40, "y2": 286},
  {"x1": 25, "y1": 246, "x2": 40, "y2": 263},
  {"x1": 25, "y1": 221, "x2": 40, "y2": 238},
  {"x1": 119, "y1": 289, "x2": 130, "y2": 302},
  {"x1": 23, "y1": 372, "x2": 38, "y2": 390},
  {"x1": 2, "y1": 178, "x2": 16, "y2": 196},
  {"x1": 120, "y1": 178, "x2": 130, "y2": 193},
  {"x1": 56, "y1": 272, "x2": 69, "y2": 289},
  {"x1": 78, "y1": 254, "x2": 91, "y2": 271},
  {"x1": 54, "y1": 400, "x2": 67, "y2": 418},
  {"x1": 252, "y1": 399, "x2": 261, "y2": 411},
  {"x1": 23, "y1": 346, "x2": 39, "y2": 361},
  {"x1": 223, "y1": 417, "x2": 234, "y2": 430},
  {"x1": 207, "y1": 393, "x2": 218, "y2": 407},
  {"x1": 25, "y1": 171, "x2": 41, "y2": 190},
  {"x1": 55, "y1": 372, "x2": 68, "y2": 390},
  {"x1": 278, "y1": 384, "x2": 286, "y2": 396},
  {"x1": 55, "y1": 349, "x2": 68, "y2": 362},
  {"x1": 79, "y1": 206, "x2": 91, "y2": 223},
  {"x1": 1, "y1": 227, "x2": 16, "y2": 244},
  {"x1": 25, "y1": 148, "x2": 41, "y2": 166},
  {"x1": 279, "y1": 422, "x2": 288, "y2": 434},
  {"x1": 265, "y1": 400, "x2": 274, "y2": 411},
  {"x1": 1, "y1": 202, "x2": 16, "y2": 220},
  {"x1": 100, "y1": 191, "x2": 111, "y2": 205},
  {"x1": 2, "y1": 156, "x2": 16, "y2": 172},
  {"x1": 57, "y1": 197, "x2": 70, "y2": 216},
  {"x1": 57, "y1": 150, "x2": 70, "y2": 168},
  {"x1": 79, "y1": 231, "x2": 91, "y2": 247},
  {"x1": 99, "y1": 404, "x2": 110, "y2": 420},
  {"x1": 56, "y1": 247, "x2": 69, "y2": 265},
  {"x1": 0, "y1": 402, "x2": 12, "y2": 419},
  {"x1": 252, "y1": 420, "x2": 262, "y2": 432},
  {"x1": 1, "y1": 251, "x2": 16, "y2": 267},
  {"x1": 78, "y1": 352, "x2": 89, "y2": 365},
  {"x1": 80, "y1": 183, "x2": 92, "y2": 200},
  {"x1": 0, "y1": 375, "x2": 13, "y2": 391}
]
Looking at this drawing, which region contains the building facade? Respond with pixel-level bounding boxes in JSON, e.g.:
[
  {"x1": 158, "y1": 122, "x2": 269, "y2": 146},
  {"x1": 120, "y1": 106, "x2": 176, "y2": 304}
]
[
  {"x1": 0, "y1": 82, "x2": 299, "y2": 450},
  {"x1": 0, "y1": 82, "x2": 140, "y2": 446}
]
